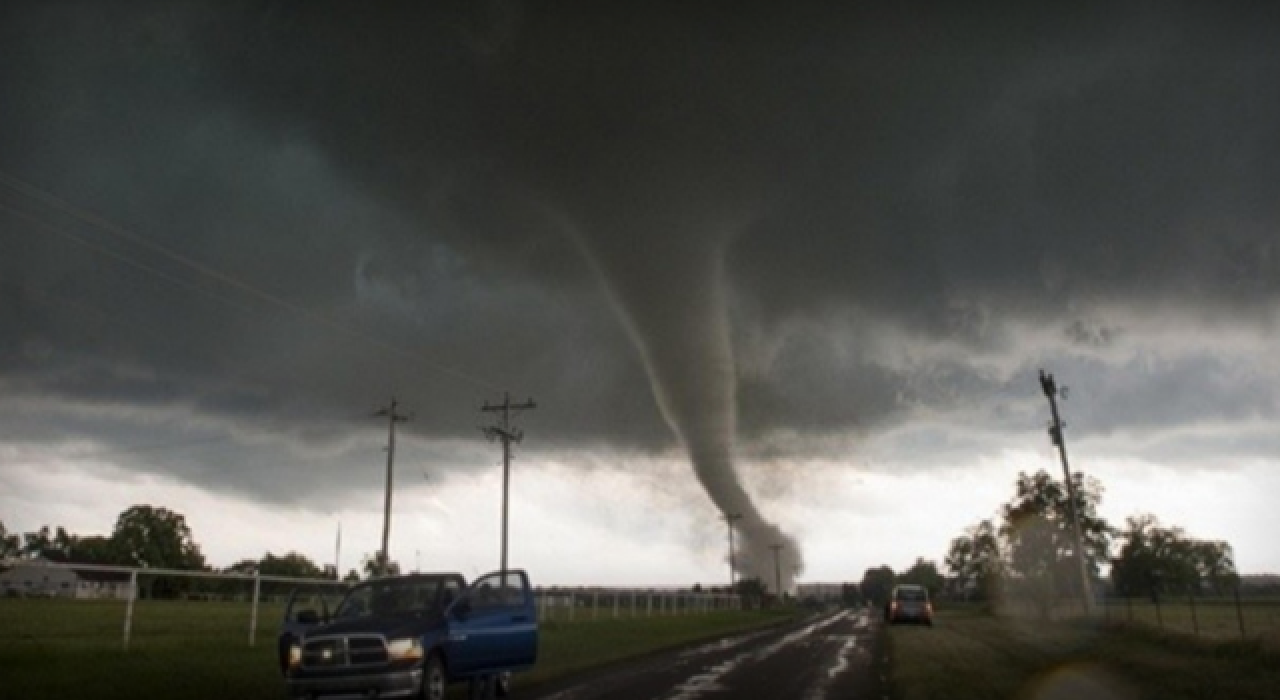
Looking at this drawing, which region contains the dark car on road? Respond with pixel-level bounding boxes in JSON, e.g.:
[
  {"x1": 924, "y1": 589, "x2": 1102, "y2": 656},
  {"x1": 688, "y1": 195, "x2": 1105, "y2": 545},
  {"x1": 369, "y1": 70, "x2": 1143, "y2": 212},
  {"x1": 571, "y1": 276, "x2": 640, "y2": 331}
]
[
  {"x1": 280, "y1": 570, "x2": 538, "y2": 699},
  {"x1": 884, "y1": 584, "x2": 933, "y2": 626}
]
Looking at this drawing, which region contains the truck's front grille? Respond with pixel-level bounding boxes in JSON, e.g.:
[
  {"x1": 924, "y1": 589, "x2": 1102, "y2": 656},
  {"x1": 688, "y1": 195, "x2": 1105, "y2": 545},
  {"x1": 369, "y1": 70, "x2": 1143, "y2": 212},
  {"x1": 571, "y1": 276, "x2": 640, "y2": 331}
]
[{"x1": 301, "y1": 635, "x2": 388, "y2": 668}]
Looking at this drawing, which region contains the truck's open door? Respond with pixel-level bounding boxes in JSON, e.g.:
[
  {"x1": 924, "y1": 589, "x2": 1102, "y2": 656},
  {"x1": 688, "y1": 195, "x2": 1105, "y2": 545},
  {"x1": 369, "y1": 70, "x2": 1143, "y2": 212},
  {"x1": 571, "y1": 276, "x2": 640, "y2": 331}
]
[{"x1": 444, "y1": 570, "x2": 538, "y2": 675}]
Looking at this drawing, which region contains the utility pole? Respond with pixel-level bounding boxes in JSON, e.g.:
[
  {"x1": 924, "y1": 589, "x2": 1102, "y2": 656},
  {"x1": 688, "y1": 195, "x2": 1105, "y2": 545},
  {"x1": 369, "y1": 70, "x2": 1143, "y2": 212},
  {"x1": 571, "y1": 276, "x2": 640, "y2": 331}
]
[
  {"x1": 723, "y1": 513, "x2": 742, "y2": 590},
  {"x1": 1039, "y1": 370, "x2": 1094, "y2": 616},
  {"x1": 375, "y1": 398, "x2": 410, "y2": 577},
  {"x1": 770, "y1": 544, "x2": 784, "y2": 597},
  {"x1": 482, "y1": 392, "x2": 536, "y2": 574},
  {"x1": 334, "y1": 522, "x2": 341, "y2": 579}
]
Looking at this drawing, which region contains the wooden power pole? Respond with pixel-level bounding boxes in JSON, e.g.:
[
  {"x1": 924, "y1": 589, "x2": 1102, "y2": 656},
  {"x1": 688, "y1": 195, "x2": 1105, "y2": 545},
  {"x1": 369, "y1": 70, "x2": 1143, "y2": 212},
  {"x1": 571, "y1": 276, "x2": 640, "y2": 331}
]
[
  {"x1": 1039, "y1": 370, "x2": 1094, "y2": 616},
  {"x1": 375, "y1": 398, "x2": 410, "y2": 577},
  {"x1": 482, "y1": 392, "x2": 536, "y2": 574}
]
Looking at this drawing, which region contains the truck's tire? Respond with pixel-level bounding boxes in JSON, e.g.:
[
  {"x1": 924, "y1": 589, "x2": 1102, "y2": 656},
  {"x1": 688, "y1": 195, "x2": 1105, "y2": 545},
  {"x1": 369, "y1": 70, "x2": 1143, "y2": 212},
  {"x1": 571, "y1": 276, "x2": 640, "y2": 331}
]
[
  {"x1": 423, "y1": 655, "x2": 447, "y2": 700},
  {"x1": 495, "y1": 672, "x2": 511, "y2": 697}
]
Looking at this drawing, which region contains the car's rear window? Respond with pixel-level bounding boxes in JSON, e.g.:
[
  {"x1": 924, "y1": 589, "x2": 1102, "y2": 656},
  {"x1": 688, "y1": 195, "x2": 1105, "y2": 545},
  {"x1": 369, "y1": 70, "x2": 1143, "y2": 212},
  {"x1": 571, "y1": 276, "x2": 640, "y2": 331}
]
[{"x1": 896, "y1": 588, "x2": 927, "y2": 601}]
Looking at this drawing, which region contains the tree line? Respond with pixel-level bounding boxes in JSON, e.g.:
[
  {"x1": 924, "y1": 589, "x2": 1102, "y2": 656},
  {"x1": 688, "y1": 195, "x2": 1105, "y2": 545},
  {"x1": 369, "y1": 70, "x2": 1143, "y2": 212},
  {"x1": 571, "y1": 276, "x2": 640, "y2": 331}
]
[
  {"x1": 0, "y1": 505, "x2": 389, "y2": 597},
  {"x1": 852, "y1": 470, "x2": 1240, "y2": 616}
]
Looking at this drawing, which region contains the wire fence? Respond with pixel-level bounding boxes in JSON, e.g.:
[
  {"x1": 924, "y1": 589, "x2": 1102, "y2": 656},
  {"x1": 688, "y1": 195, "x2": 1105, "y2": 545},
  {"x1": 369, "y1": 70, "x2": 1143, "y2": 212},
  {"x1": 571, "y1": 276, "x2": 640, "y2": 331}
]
[
  {"x1": 957, "y1": 589, "x2": 1280, "y2": 641},
  {"x1": 1097, "y1": 592, "x2": 1280, "y2": 640}
]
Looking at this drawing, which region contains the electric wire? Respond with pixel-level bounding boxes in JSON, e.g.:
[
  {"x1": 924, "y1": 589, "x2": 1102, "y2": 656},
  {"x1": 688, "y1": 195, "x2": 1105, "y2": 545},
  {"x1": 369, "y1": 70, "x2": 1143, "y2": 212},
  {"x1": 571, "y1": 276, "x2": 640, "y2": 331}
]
[{"x1": 0, "y1": 169, "x2": 503, "y2": 392}]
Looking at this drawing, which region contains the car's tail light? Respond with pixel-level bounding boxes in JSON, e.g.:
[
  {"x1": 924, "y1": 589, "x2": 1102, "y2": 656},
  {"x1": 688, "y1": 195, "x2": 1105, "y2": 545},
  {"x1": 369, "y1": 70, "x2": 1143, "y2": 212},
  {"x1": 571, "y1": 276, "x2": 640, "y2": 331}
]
[
  {"x1": 925, "y1": 602, "x2": 933, "y2": 615},
  {"x1": 890, "y1": 601, "x2": 898, "y2": 612}
]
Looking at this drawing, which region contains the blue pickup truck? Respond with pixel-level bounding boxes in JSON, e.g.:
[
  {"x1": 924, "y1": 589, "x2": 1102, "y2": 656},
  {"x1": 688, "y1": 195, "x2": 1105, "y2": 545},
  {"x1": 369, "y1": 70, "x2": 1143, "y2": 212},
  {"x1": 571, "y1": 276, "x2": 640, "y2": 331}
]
[{"x1": 279, "y1": 569, "x2": 538, "y2": 699}]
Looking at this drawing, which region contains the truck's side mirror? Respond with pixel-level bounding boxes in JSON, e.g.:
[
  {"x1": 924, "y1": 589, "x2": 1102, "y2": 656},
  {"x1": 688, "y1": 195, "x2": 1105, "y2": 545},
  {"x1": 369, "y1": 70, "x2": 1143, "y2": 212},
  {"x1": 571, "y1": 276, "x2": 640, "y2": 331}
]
[{"x1": 296, "y1": 609, "x2": 320, "y2": 625}]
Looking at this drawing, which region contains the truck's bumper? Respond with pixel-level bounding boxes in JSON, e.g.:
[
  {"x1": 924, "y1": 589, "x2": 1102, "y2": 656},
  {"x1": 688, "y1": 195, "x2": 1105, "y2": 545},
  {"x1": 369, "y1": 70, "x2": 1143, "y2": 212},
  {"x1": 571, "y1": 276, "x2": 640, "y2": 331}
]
[{"x1": 285, "y1": 668, "x2": 423, "y2": 699}]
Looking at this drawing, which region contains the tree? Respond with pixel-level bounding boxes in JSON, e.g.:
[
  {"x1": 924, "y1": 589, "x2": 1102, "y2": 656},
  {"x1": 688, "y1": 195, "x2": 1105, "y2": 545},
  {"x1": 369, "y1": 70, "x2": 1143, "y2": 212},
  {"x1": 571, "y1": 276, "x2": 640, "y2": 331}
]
[
  {"x1": 1111, "y1": 514, "x2": 1238, "y2": 599},
  {"x1": 898, "y1": 558, "x2": 945, "y2": 598},
  {"x1": 841, "y1": 582, "x2": 863, "y2": 606},
  {"x1": 259, "y1": 552, "x2": 325, "y2": 579},
  {"x1": 1193, "y1": 540, "x2": 1238, "y2": 594},
  {"x1": 945, "y1": 519, "x2": 1004, "y2": 601},
  {"x1": 1000, "y1": 470, "x2": 1111, "y2": 617},
  {"x1": 361, "y1": 553, "x2": 400, "y2": 579},
  {"x1": 111, "y1": 505, "x2": 205, "y2": 570},
  {"x1": 859, "y1": 566, "x2": 896, "y2": 605},
  {"x1": 21, "y1": 525, "x2": 55, "y2": 559},
  {"x1": 0, "y1": 521, "x2": 21, "y2": 559},
  {"x1": 344, "y1": 569, "x2": 362, "y2": 583},
  {"x1": 68, "y1": 535, "x2": 121, "y2": 566}
]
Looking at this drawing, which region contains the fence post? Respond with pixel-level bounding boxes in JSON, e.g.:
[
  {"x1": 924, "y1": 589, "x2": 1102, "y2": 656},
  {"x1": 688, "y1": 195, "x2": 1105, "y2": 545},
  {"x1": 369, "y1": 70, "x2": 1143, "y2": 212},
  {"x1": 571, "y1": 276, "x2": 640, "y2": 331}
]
[
  {"x1": 1188, "y1": 590, "x2": 1199, "y2": 637},
  {"x1": 569, "y1": 592, "x2": 575, "y2": 621},
  {"x1": 1154, "y1": 595, "x2": 1163, "y2": 630},
  {"x1": 1234, "y1": 584, "x2": 1247, "y2": 640},
  {"x1": 1126, "y1": 594, "x2": 1133, "y2": 623},
  {"x1": 122, "y1": 570, "x2": 138, "y2": 651},
  {"x1": 613, "y1": 591, "x2": 619, "y2": 618},
  {"x1": 631, "y1": 590, "x2": 636, "y2": 617},
  {"x1": 647, "y1": 591, "x2": 652, "y2": 617},
  {"x1": 248, "y1": 572, "x2": 262, "y2": 647},
  {"x1": 593, "y1": 590, "x2": 599, "y2": 620}
]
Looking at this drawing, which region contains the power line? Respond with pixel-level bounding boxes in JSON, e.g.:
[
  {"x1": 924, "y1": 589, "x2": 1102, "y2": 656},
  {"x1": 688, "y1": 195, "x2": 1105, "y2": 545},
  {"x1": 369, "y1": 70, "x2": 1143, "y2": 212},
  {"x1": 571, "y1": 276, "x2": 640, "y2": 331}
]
[{"x1": 0, "y1": 170, "x2": 502, "y2": 392}]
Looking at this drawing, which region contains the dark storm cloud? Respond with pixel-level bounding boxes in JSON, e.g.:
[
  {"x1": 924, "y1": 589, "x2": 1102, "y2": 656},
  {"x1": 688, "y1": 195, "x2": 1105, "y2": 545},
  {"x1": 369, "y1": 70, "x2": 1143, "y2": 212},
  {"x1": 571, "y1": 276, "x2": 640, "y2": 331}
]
[{"x1": 2, "y1": 0, "x2": 1279, "y2": 518}]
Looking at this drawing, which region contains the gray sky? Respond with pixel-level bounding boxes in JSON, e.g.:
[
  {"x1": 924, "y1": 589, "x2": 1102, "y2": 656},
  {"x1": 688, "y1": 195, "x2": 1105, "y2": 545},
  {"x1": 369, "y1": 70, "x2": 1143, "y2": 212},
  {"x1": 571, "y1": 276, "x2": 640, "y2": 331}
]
[{"x1": 1, "y1": 2, "x2": 1278, "y2": 582}]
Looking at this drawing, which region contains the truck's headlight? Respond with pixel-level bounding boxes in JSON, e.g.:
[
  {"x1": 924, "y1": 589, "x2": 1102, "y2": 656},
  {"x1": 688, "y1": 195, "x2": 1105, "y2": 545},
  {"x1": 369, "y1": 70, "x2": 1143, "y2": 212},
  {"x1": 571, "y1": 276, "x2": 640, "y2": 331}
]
[
  {"x1": 387, "y1": 638, "x2": 424, "y2": 661},
  {"x1": 288, "y1": 644, "x2": 302, "y2": 668}
]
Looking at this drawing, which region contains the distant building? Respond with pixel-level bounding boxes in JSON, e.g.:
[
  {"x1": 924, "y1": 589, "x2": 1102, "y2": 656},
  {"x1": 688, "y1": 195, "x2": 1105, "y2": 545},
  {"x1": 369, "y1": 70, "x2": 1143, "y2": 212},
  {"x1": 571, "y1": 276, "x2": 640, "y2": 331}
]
[
  {"x1": 795, "y1": 582, "x2": 845, "y2": 602},
  {"x1": 0, "y1": 557, "x2": 134, "y2": 599}
]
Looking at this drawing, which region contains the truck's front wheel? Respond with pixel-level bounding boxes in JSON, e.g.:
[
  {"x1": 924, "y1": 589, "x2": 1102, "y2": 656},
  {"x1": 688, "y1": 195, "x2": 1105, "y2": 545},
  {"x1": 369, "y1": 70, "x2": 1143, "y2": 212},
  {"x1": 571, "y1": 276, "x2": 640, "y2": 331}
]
[{"x1": 423, "y1": 656, "x2": 447, "y2": 700}]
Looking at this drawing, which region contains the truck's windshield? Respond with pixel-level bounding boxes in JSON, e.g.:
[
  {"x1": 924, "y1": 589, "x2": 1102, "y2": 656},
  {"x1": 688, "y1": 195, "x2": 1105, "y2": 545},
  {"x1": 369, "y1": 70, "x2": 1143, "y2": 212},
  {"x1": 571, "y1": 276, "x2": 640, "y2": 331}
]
[{"x1": 334, "y1": 578, "x2": 446, "y2": 619}]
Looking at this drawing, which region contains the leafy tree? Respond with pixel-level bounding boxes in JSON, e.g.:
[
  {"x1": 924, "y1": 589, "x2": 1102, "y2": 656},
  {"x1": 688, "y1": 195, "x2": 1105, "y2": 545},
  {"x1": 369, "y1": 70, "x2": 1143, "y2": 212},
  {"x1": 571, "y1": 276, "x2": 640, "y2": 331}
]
[
  {"x1": 344, "y1": 569, "x2": 362, "y2": 583},
  {"x1": 361, "y1": 553, "x2": 400, "y2": 579},
  {"x1": 840, "y1": 582, "x2": 863, "y2": 606},
  {"x1": 733, "y1": 577, "x2": 766, "y2": 597},
  {"x1": 1000, "y1": 470, "x2": 1111, "y2": 617},
  {"x1": 111, "y1": 505, "x2": 205, "y2": 598},
  {"x1": 259, "y1": 552, "x2": 325, "y2": 579},
  {"x1": 0, "y1": 521, "x2": 21, "y2": 559},
  {"x1": 68, "y1": 535, "x2": 121, "y2": 565},
  {"x1": 21, "y1": 525, "x2": 55, "y2": 558},
  {"x1": 1111, "y1": 514, "x2": 1238, "y2": 599},
  {"x1": 898, "y1": 558, "x2": 945, "y2": 598},
  {"x1": 1193, "y1": 540, "x2": 1238, "y2": 594},
  {"x1": 111, "y1": 505, "x2": 205, "y2": 570},
  {"x1": 859, "y1": 566, "x2": 896, "y2": 605},
  {"x1": 945, "y1": 519, "x2": 1004, "y2": 601}
]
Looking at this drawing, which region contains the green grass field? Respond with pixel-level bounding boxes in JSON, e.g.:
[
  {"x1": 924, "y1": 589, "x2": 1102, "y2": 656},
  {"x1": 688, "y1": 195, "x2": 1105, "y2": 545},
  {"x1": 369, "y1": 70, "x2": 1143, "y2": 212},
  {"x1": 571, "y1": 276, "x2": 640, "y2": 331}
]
[
  {"x1": 888, "y1": 607, "x2": 1280, "y2": 700},
  {"x1": 0, "y1": 598, "x2": 797, "y2": 699},
  {"x1": 1098, "y1": 597, "x2": 1280, "y2": 639}
]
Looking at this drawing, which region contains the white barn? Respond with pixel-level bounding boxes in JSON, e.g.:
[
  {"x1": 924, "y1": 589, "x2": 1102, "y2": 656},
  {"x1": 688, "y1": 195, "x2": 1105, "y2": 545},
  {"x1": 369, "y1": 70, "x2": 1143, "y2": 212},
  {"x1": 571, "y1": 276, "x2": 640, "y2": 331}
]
[{"x1": 0, "y1": 558, "x2": 135, "y2": 599}]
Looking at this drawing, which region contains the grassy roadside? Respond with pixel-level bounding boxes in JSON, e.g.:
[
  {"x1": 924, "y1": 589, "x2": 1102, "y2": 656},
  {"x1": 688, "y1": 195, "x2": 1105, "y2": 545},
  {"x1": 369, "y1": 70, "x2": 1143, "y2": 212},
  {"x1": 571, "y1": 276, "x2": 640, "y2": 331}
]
[
  {"x1": 0, "y1": 599, "x2": 798, "y2": 700},
  {"x1": 886, "y1": 607, "x2": 1280, "y2": 700}
]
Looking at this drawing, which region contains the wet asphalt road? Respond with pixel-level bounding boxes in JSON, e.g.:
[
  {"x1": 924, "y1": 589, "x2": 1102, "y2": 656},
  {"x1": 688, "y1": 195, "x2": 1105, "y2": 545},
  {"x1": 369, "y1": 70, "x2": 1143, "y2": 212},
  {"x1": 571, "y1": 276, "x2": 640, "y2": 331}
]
[{"x1": 524, "y1": 607, "x2": 887, "y2": 700}]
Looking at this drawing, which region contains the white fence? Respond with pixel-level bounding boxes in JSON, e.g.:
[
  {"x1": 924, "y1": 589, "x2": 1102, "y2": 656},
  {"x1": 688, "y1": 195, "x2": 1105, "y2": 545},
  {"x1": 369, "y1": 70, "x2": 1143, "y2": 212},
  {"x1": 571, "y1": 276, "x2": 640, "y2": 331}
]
[
  {"x1": 531, "y1": 588, "x2": 741, "y2": 620},
  {"x1": 0, "y1": 559, "x2": 346, "y2": 650},
  {"x1": 0, "y1": 559, "x2": 743, "y2": 652}
]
